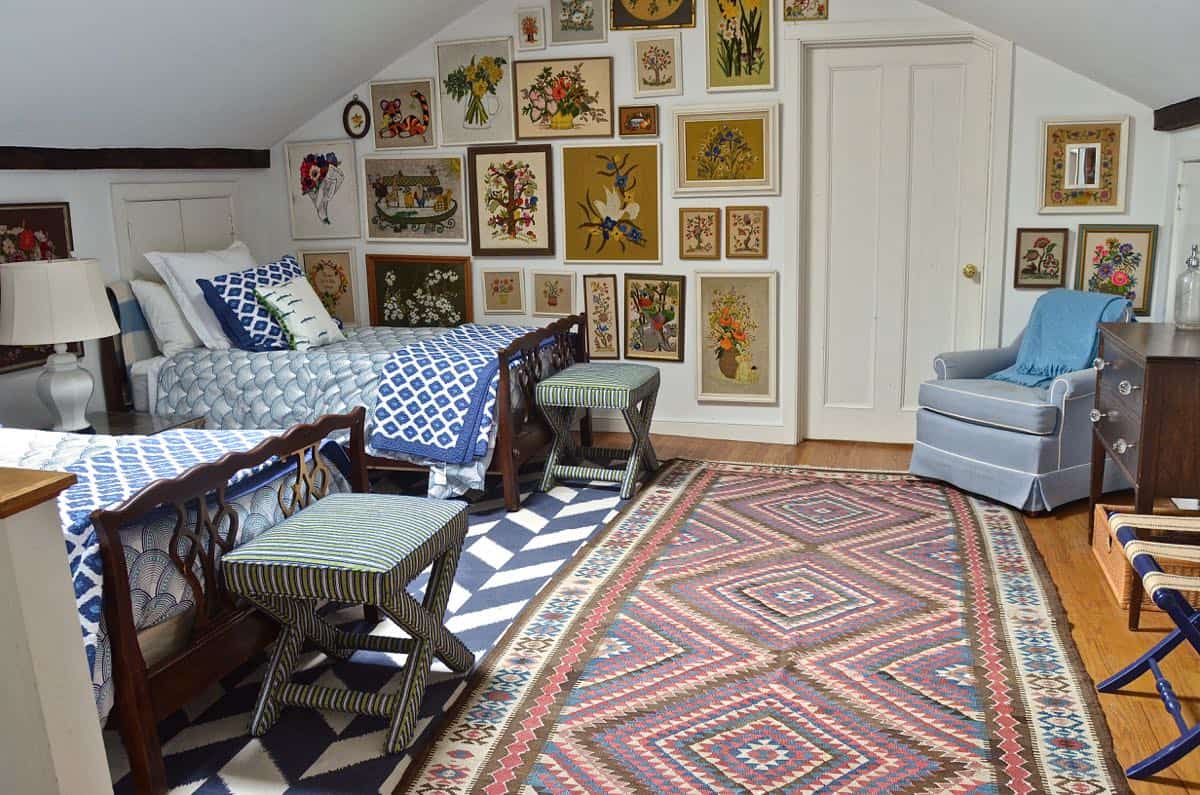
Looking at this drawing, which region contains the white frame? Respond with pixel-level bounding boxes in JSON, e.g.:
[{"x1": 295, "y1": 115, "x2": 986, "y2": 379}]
[
  {"x1": 284, "y1": 140, "x2": 361, "y2": 240},
  {"x1": 549, "y1": 0, "x2": 608, "y2": 45},
  {"x1": 297, "y1": 248, "x2": 361, "y2": 326},
  {"x1": 1038, "y1": 116, "x2": 1130, "y2": 214},
  {"x1": 696, "y1": 271, "x2": 778, "y2": 403},
  {"x1": 561, "y1": 141, "x2": 663, "y2": 264},
  {"x1": 435, "y1": 36, "x2": 517, "y2": 147},
  {"x1": 673, "y1": 103, "x2": 780, "y2": 196},
  {"x1": 516, "y1": 7, "x2": 547, "y2": 51},
  {"x1": 704, "y1": 0, "x2": 776, "y2": 92},
  {"x1": 529, "y1": 269, "x2": 576, "y2": 316},
  {"x1": 110, "y1": 181, "x2": 238, "y2": 281},
  {"x1": 359, "y1": 153, "x2": 469, "y2": 244},
  {"x1": 632, "y1": 32, "x2": 683, "y2": 98},
  {"x1": 368, "y1": 78, "x2": 439, "y2": 151},
  {"x1": 480, "y1": 267, "x2": 527, "y2": 314}
]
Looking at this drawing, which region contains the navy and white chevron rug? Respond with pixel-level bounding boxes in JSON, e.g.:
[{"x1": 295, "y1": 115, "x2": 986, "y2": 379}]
[{"x1": 109, "y1": 483, "x2": 621, "y2": 794}]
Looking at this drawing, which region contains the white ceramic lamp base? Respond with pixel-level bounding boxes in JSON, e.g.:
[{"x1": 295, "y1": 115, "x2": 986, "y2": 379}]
[{"x1": 35, "y1": 343, "x2": 93, "y2": 432}]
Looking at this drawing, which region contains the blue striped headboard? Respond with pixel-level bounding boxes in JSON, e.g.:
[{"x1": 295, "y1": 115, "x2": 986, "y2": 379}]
[{"x1": 99, "y1": 281, "x2": 158, "y2": 411}]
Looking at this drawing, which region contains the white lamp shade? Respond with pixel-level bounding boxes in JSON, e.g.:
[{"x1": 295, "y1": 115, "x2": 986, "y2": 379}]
[{"x1": 0, "y1": 258, "x2": 119, "y2": 346}]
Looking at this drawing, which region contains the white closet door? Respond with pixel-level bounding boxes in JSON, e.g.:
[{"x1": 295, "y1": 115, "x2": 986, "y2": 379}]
[
  {"x1": 180, "y1": 196, "x2": 236, "y2": 252},
  {"x1": 125, "y1": 200, "x2": 185, "y2": 279}
]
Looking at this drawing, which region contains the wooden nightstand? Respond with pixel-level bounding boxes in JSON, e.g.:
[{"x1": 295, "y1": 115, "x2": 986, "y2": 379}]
[{"x1": 85, "y1": 412, "x2": 205, "y2": 435}]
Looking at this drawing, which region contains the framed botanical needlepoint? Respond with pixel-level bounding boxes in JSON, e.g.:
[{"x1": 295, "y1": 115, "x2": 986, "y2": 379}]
[
  {"x1": 632, "y1": 33, "x2": 682, "y2": 97},
  {"x1": 366, "y1": 254, "x2": 472, "y2": 327},
  {"x1": 435, "y1": 37, "x2": 516, "y2": 146},
  {"x1": 697, "y1": 271, "x2": 777, "y2": 402},
  {"x1": 725, "y1": 206, "x2": 767, "y2": 258},
  {"x1": 783, "y1": 0, "x2": 827, "y2": 21},
  {"x1": 516, "y1": 7, "x2": 547, "y2": 51},
  {"x1": 370, "y1": 79, "x2": 437, "y2": 150},
  {"x1": 514, "y1": 57, "x2": 614, "y2": 139},
  {"x1": 299, "y1": 249, "x2": 358, "y2": 326},
  {"x1": 674, "y1": 104, "x2": 779, "y2": 195},
  {"x1": 550, "y1": 0, "x2": 607, "y2": 45},
  {"x1": 679, "y1": 207, "x2": 720, "y2": 260},
  {"x1": 467, "y1": 144, "x2": 555, "y2": 257},
  {"x1": 531, "y1": 270, "x2": 576, "y2": 317},
  {"x1": 1075, "y1": 224, "x2": 1158, "y2": 316},
  {"x1": 1039, "y1": 117, "x2": 1129, "y2": 213},
  {"x1": 285, "y1": 140, "x2": 360, "y2": 239},
  {"x1": 618, "y1": 105, "x2": 659, "y2": 137},
  {"x1": 706, "y1": 0, "x2": 773, "y2": 91},
  {"x1": 624, "y1": 273, "x2": 685, "y2": 362},
  {"x1": 361, "y1": 155, "x2": 467, "y2": 243},
  {"x1": 582, "y1": 274, "x2": 620, "y2": 358},
  {"x1": 481, "y1": 268, "x2": 525, "y2": 314},
  {"x1": 1012, "y1": 228, "x2": 1068, "y2": 289},
  {"x1": 562, "y1": 142, "x2": 662, "y2": 264},
  {"x1": 611, "y1": 0, "x2": 695, "y2": 30}
]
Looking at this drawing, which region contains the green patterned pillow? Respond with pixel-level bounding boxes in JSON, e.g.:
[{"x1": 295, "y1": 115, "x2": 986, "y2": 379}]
[{"x1": 255, "y1": 276, "x2": 346, "y2": 351}]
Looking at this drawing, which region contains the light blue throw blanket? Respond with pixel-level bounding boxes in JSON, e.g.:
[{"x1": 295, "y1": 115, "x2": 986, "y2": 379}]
[{"x1": 989, "y1": 289, "x2": 1130, "y2": 387}]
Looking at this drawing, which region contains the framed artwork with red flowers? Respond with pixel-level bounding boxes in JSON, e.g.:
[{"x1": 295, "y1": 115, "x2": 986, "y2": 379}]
[
  {"x1": 285, "y1": 140, "x2": 360, "y2": 240},
  {"x1": 466, "y1": 144, "x2": 555, "y2": 257},
  {"x1": 1013, "y1": 228, "x2": 1068, "y2": 289},
  {"x1": 1075, "y1": 224, "x2": 1158, "y2": 316},
  {"x1": 783, "y1": 0, "x2": 827, "y2": 20},
  {"x1": 1039, "y1": 117, "x2": 1129, "y2": 214},
  {"x1": 513, "y1": 57, "x2": 614, "y2": 140}
]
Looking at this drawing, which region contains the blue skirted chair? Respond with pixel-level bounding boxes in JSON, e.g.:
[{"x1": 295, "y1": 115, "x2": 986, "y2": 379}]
[{"x1": 910, "y1": 289, "x2": 1130, "y2": 512}]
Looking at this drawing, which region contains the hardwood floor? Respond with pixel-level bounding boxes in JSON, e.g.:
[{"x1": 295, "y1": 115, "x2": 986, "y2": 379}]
[{"x1": 595, "y1": 432, "x2": 1200, "y2": 794}]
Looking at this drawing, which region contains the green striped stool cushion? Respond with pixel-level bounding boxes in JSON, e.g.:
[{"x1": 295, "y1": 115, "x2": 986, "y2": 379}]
[
  {"x1": 536, "y1": 363, "x2": 660, "y2": 409},
  {"x1": 224, "y1": 494, "x2": 467, "y2": 603}
]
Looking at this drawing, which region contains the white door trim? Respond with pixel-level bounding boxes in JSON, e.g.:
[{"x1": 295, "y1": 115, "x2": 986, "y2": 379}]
[{"x1": 783, "y1": 20, "x2": 1013, "y2": 440}]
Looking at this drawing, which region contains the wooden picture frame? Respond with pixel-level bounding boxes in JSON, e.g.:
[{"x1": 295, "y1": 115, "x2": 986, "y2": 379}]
[
  {"x1": 516, "y1": 7, "x2": 547, "y2": 51},
  {"x1": 342, "y1": 96, "x2": 370, "y2": 139},
  {"x1": 361, "y1": 154, "x2": 467, "y2": 243},
  {"x1": 673, "y1": 104, "x2": 780, "y2": 195},
  {"x1": 298, "y1": 249, "x2": 359, "y2": 326},
  {"x1": 611, "y1": 0, "x2": 695, "y2": 30},
  {"x1": 725, "y1": 206, "x2": 768, "y2": 258},
  {"x1": 467, "y1": 144, "x2": 555, "y2": 257},
  {"x1": 1012, "y1": 228, "x2": 1068, "y2": 289},
  {"x1": 632, "y1": 32, "x2": 683, "y2": 97},
  {"x1": 481, "y1": 267, "x2": 526, "y2": 314},
  {"x1": 1074, "y1": 224, "x2": 1159, "y2": 316},
  {"x1": 513, "y1": 57, "x2": 615, "y2": 140},
  {"x1": 435, "y1": 36, "x2": 517, "y2": 146},
  {"x1": 783, "y1": 0, "x2": 828, "y2": 20},
  {"x1": 618, "y1": 105, "x2": 660, "y2": 137},
  {"x1": 582, "y1": 273, "x2": 621, "y2": 359},
  {"x1": 696, "y1": 271, "x2": 777, "y2": 403},
  {"x1": 1039, "y1": 116, "x2": 1130, "y2": 214},
  {"x1": 550, "y1": 0, "x2": 608, "y2": 45},
  {"x1": 365, "y1": 254, "x2": 473, "y2": 327},
  {"x1": 562, "y1": 142, "x2": 662, "y2": 264},
  {"x1": 369, "y1": 79, "x2": 438, "y2": 150},
  {"x1": 530, "y1": 269, "x2": 576, "y2": 317},
  {"x1": 624, "y1": 273, "x2": 685, "y2": 361},
  {"x1": 679, "y1": 207, "x2": 720, "y2": 260},
  {"x1": 705, "y1": 0, "x2": 774, "y2": 91},
  {"x1": 285, "y1": 140, "x2": 360, "y2": 240}
]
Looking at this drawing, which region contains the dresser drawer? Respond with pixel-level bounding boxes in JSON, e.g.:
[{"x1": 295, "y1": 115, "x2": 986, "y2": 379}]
[
  {"x1": 1093, "y1": 414, "x2": 1141, "y2": 478},
  {"x1": 1095, "y1": 342, "x2": 1145, "y2": 412}
]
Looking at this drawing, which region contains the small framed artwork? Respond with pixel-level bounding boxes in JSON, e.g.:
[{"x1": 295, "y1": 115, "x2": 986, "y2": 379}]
[
  {"x1": 299, "y1": 249, "x2": 358, "y2": 326},
  {"x1": 481, "y1": 267, "x2": 526, "y2": 314},
  {"x1": 285, "y1": 140, "x2": 360, "y2": 240},
  {"x1": 361, "y1": 155, "x2": 467, "y2": 243},
  {"x1": 611, "y1": 0, "x2": 695, "y2": 30},
  {"x1": 679, "y1": 207, "x2": 720, "y2": 260},
  {"x1": 550, "y1": 0, "x2": 608, "y2": 44},
  {"x1": 1013, "y1": 228, "x2": 1068, "y2": 289},
  {"x1": 625, "y1": 273, "x2": 685, "y2": 362},
  {"x1": 1039, "y1": 117, "x2": 1130, "y2": 214},
  {"x1": 697, "y1": 271, "x2": 777, "y2": 403},
  {"x1": 514, "y1": 57, "x2": 614, "y2": 139},
  {"x1": 1075, "y1": 224, "x2": 1158, "y2": 316},
  {"x1": 618, "y1": 105, "x2": 659, "y2": 137},
  {"x1": 783, "y1": 0, "x2": 828, "y2": 21},
  {"x1": 435, "y1": 37, "x2": 517, "y2": 146},
  {"x1": 725, "y1": 206, "x2": 768, "y2": 258},
  {"x1": 632, "y1": 33, "x2": 682, "y2": 97},
  {"x1": 562, "y1": 142, "x2": 662, "y2": 264},
  {"x1": 531, "y1": 270, "x2": 576, "y2": 316},
  {"x1": 370, "y1": 79, "x2": 437, "y2": 149},
  {"x1": 582, "y1": 273, "x2": 620, "y2": 359},
  {"x1": 705, "y1": 0, "x2": 773, "y2": 91},
  {"x1": 467, "y1": 144, "x2": 555, "y2": 257},
  {"x1": 674, "y1": 104, "x2": 779, "y2": 195},
  {"x1": 342, "y1": 95, "x2": 370, "y2": 139},
  {"x1": 516, "y1": 7, "x2": 547, "y2": 50},
  {"x1": 366, "y1": 254, "x2": 473, "y2": 327}
]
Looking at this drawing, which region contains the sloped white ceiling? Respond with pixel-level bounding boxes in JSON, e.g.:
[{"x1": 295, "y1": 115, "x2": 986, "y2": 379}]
[
  {"x1": 920, "y1": 0, "x2": 1200, "y2": 109},
  {"x1": 0, "y1": 0, "x2": 485, "y2": 148}
]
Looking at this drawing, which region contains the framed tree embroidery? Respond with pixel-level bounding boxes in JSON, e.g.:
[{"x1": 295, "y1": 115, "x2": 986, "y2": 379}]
[
  {"x1": 725, "y1": 206, "x2": 767, "y2": 258},
  {"x1": 467, "y1": 144, "x2": 555, "y2": 257},
  {"x1": 632, "y1": 33, "x2": 683, "y2": 97},
  {"x1": 679, "y1": 207, "x2": 720, "y2": 260}
]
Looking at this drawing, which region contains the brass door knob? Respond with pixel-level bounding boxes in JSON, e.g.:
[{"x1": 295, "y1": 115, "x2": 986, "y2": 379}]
[{"x1": 962, "y1": 264, "x2": 979, "y2": 279}]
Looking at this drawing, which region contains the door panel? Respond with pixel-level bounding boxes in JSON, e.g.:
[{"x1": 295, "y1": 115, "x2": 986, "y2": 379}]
[{"x1": 180, "y1": 196, "x2": 236, "y2": 251}]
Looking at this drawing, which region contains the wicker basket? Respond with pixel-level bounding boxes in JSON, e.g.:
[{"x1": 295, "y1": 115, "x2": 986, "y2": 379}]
[{"x1": 1091, "y1": 504, "x2": 1200, "y2": 611}]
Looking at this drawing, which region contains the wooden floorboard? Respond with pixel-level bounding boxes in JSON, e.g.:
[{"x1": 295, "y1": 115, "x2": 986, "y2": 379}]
[{"x1": 595, "y1": 431, "x2": 1200, "y2": 794}]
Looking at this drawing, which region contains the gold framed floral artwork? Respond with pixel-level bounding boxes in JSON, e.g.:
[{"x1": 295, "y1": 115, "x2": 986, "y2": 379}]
[
  {"x1": 299, "y1": 249, "x2": 358, "y2": 326},
  {"x1": 562, "y1": 143, "x2": 662, "y2": 264},
  {"x1": 435, "y1": 37, "x2": 516, "y2": 146},
  {"x1": 513, "y1": 57, "x2": 614, "y2": 139},
  {"x1": 705, "y1": 0, "x2": 773, "y2": 91},
  {"x1": 582, "y1": 274, "x2": 620, "y2": 358},
  {"x1": 697, "y1": 271, "x2": 776, "y2": 403},
  {"x1": 611, "y1": 0, "x2": 695, "y2": 30},
  {"x1": 625, "y1": 273, "x2": 685, "y2": 361},
  {"x1": 673, "y1": 104, "x2": 779, "y2": 195},
  {"x1": 481, "y1": 267, "x2": 526, "y2": 314},
  {"x1": 1039, "y1": 117, "x2": 1129, "y2": 214},
  {"x1": 725, "y1": 206, "x2": 767, "y2": 258},
  {"x1": 531, "y1": 270, "x2": 576, "y2": 317},
  {"x1": 466, "y1": 144, "x2": 555, "y2": 257},
  {"x1": 679, "y1": 207, "x2": 720, "y2": 260},
  {"x1": 783, "y1": 0, "x2": 827, "y2": 21},
  {"x1": 369, "y1": 79, "x2": 437, "y2": 150},
  {"x1": 1074, "y1": 224, "x2": 1158, "y2": 316},
  {"x1": 632, "y1": 33, "x2": 682, "y2": 97}
]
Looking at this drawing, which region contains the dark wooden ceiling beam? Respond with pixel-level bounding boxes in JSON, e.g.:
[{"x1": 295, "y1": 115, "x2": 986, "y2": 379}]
[
  {"x1": 0, "y1": 147, "x2": 270, "y2": 170},
  {"x1": 1155, "y1": 97, "x2": 1200, "y2": 132}
]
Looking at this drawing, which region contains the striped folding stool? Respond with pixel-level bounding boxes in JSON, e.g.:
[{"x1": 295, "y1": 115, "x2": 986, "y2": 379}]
[
  {"x1": 536, "y1": 362, "x2": 660, "y2": 500},
  {"x1": 222, "y1": 493, "x2": 475, "y2": 754},
  {"x1": 1097, "y1": 512, "x2": 1200, "y2": 779}
]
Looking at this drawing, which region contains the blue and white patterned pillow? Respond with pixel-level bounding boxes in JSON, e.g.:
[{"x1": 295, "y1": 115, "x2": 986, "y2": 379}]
[{"x1": 197, "y1": 256, "x2": 303, "y2": 351}]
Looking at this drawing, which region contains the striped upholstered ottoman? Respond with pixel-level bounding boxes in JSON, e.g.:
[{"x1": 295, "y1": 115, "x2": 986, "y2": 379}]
[
  {"x1": 536, "y1": 362, "x2": 660, "y2": 499},
  {"x1": 222, "y1": 493, "x2": 475, "y2": 754}
]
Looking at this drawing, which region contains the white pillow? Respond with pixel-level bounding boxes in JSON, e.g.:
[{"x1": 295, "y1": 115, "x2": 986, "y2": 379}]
[
  {"x1": 130, "y1": 280, "x2": 201, "y2": 356},
  {"x1": 255, "y1": 276, "x2": 346, "y2": 351},
  {"x1": 144, "y1": 241, "x2": 256, "y2": 349}
]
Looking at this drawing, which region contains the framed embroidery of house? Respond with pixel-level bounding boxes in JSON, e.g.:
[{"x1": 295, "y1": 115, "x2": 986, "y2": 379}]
[
  {"x1": 285, "y1": 140, "x2": 360, "y2": 239},
  {"x1": 299, "y1": 249, "x2": 358, "y2": 326},
  {"x1": 582, "y1": 274, "x2": 620, "y2": 358},
  {"x1": 562, "y1": 142, "x2": 662, "y2": 264},
  {"x1": 435, "y1": 37, "x2": 516, "y2": 146},
  {"x1": 467, "y1": 144, "x2": 555, "y2": 257},
  {"x1": 632, "y1": 33, "x2": 682, "y2": 97},
  {"x1": 705, "y1": 0, "x2": 773, "y2": 91},
  {"x1": 673, "y1": 104, "x2": 779, "y2": 195},
  {"x1": 679, "y1": 207, "x2": 720, "y2": 260},
  {"x1": 697, "y1": 271, "x2": 776, "y2": 403},
  {"x1": 530, "y1": 270, "x2": 576, "y2": 317},
  {"x1": 365, "y1": 254, "x2": 472, "y2": 327},
  {"x1": 516, "y1": 7, "x2": 547, "y2": 51},
  {"x1": 725, "y1": 206, "x2": 767, "y2": 258},
  {"x1": 783, "y1": 0, "x2": 827, "y2": 21},
  {"x1": 1012, "y1": 228, "x2": 1068, "y2": 289},
  {"x1": 624, "y1": 273, "x2": 685, "y2": 361},
  {"x1": 370, "y1": 79, "x2": 438, "y2": 150},
  {"x1": 513, "y1": 57, "x2": 614, "y2": 139},
  {"x1": 550, "y1": 0, "x2": 607, "y2": 45},
  {"x1": 361, "y1": 155, "x2": 467, "y2": 243},
  {"x1": 611, "y1": 0, "x2": 695, "y2": 30},
  {"x1": 481, "y1": 267, "x2": 525, "y2": 314},
  {"x1": 1039, "y1": 117, "x2": 1129, "y2": 214},
  {"x1": 1074, "y1": 224, "x2": 1158, "y2": 316},
  {"x1": 618, "y1": 105, "x2": 660, "y2": 137}
]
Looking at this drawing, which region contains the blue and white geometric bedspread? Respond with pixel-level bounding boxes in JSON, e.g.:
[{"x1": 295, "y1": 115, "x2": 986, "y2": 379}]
[{"x1": 370, "y1": 324, "x2": 537, "y2": 464}]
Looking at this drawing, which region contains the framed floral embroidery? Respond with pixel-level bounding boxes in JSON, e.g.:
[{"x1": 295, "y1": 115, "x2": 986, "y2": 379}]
[
  {"x1": 673, "y1": 104, "x2": 779, "y2": 195},
  {"x1": 624, "y1": 273, "x2": 685, "y2": 361},
  {"x1": 697, "y1": 271, "x2": 777, "y2": 402},
  {"x1": 531, "y1": 270, "x2": 576, "y2": 316},
  {"x1": 1074, "y1": 224, "x2": 1158, "y2": 316},
  {"x1": 285, "y1": 140, "x2": 360, "y2": 239},
  {"x1": 562, "y1": 142, "x2": 661, "y2": 264},
  {"x1": 1039, "y1": 117, "x2": 1129, "y2": 214},
  {"x1": 435, "y1": 37, "x2": 516, "y2": 146},
  {"x1": 582, "y1": 274, "x2": 620, "y2": 358},
  {"x1": 466, "y1": 144, "x2": 555, "y2": 257},
  {"x1": 550, "y1": 0, "x2": 608, "y2": 44},
  {"x1": 783, "y1": 0, "x2": 827, "y2": 21},
  {"x1": 705, "y1": 0, "x2": 773, "y2": 91},
  {"x1": 632, "y1": 33, "x2": 682, "y2": 97},
  {"x1": 725, "y1": 206, "x2": 767, "y2": 258},
  {"x1": 481, "y1": 267, "x2": 526, "y2": 314},
  {"x1": 299, "y1": 249, "x2": 358, "y2": 325},
  {"x1": 365, "y1": 254, "x2": 472, "y2": 327},
  {"x1": 513, "y1": 57, "x2": 614, "y2": 139},
  {"x1": 679, "y1": 207, "x2": 720, "y2": 260},
  {"x1": 1012, "y1": 228, "x2": 1068, "y2": 289},
  {"x1": 516, "y1": 7, "x2": 547, "y2": 51}
]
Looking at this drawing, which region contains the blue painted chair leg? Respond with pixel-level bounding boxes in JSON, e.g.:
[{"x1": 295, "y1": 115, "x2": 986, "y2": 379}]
[{"x1": 1098, "y1": 625, "x2": 1189, "y2": 691}]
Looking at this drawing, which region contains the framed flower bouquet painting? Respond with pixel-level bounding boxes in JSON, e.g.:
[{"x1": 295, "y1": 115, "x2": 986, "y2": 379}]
[
  {"x1": 679, "y1": 207, "x2": 720, "y2": 260},
  {"x1": 531, "y1": 270, "x2": 576, "y2": 316},
  {"x1": 516, "y1": 7, "x2": 547, "y2": 51},
  {"x1": 480, "y1": 267, "x2": 525, "y2": 314},
  {"x1": 562, "y1": 142, "x2": 662, "y2": 264},
  {"x1": 299, "y1": 249, "x2": 358, "y2": 326},
  {"x1": 611, "y1": 0, "x2": 695, "y2": 30},
  {"x1": 435, "y1": 37, "x2": 516, "y2": 146},
  {"x1": 467, "y1": 144, "x2": 555, "y2": 257},
  {"x1": 1039, "y1": 117, "x2": 1129, "y2": 214},
  {"x1": 514, "y1": 57, "x2": 614, "y2": 139},
  {"x1": 1074, "y1": 224, "x2": 1158, "y2": 316},
  {"x1": 705, "y1": 0, "x2": 774, "y2": 91},
  {"x1": 582, "y1": 274, "x2": 620, "y2": 358},
  {"x1": 365, "y1": 254, "x2": 473, "y2": 327},
  {"x1": 625, "y1": 273, "x2": 685, "y2": 362},
  {"x1": 370, "y1": 79, "x2": 437, "y2": 150},
  {"x1": 1012, "y1": 228, "x2": 1068, "y2": 289},
  {"x1": 285, "y1": 140, "x2": 360, "y2": 239},
  {"x1": 673, "y1": 104, "x2": 779, "y2": 195},
  {"x1": 550, "y1": 0, "x2": 607, "y2": 45},
  {"x1": 632, "y1": 32, "x2": 682, "y2": 97},
  {"x1": 697, "y1": 271, "x2": 776, "y2": 403},
  {"x1": 361, "y1": 155, "x2": 467, "y2": 243},
  {"x1": 783, "y1": 0, "x2": 827, "y2": 21}
]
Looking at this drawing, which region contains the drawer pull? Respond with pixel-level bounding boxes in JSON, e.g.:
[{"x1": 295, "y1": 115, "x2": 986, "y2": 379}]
[
  {"x1": 1112, "y1": 438, "x2": 1136, "y2": 455},
  {"x1": 1093, "y1": 357, "x2": 1111, "y2": 371},
  {"x1": 1089, "y1": 408, "x2": 1120, "y2": 423},
  {"x1": 1117, "y1": 380, "x2": 1142, "y2": 397}
]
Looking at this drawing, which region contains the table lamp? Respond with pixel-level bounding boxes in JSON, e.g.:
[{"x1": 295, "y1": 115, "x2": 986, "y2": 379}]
[{"x1": 0, "y1": 258, "x2": 119, "y2": 431}]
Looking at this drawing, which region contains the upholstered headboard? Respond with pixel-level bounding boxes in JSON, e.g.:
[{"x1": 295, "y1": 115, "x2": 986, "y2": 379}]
[{"x1": 99, "y1": 281, "x2": 157, "y2": 412}]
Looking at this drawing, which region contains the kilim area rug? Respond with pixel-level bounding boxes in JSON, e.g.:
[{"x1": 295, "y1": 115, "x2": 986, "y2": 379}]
[{"x1": 399, "y1": 459, "x2": 1129, "y2": 794}]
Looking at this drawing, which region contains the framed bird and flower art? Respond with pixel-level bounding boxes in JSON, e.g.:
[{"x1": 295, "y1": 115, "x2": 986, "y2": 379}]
[
  {"x1": 625, "y1": 273, "x2": 685, "y2": 362},
  {"x1": 513, "y1": 57, "x2": 614, "y2": 139},
  {"x1": 466, "y1": 144, "x2": 555, "y2": 257},
  {"x1": 285, "y1": 140, "x2": 360, "y2": 240},
  {"x1": 562, "y1": 142, "x2": 661, "y2": 264}
]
